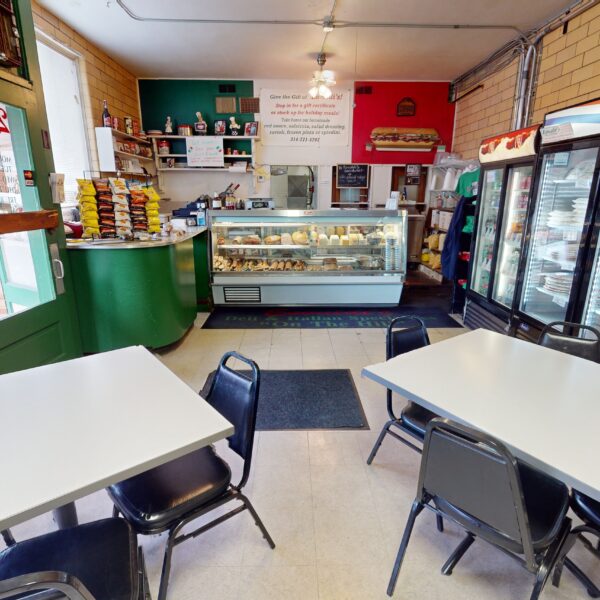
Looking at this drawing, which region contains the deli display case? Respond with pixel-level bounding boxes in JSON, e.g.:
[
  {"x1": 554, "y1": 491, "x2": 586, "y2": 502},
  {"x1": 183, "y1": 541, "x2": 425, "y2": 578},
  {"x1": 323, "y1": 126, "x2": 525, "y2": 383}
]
[
  {"x1": 208, "y1": 210, "x2": 407, "y2": 305},
  {"x1": 464, "y1": 125, "x2": 539, "y2": 333}
]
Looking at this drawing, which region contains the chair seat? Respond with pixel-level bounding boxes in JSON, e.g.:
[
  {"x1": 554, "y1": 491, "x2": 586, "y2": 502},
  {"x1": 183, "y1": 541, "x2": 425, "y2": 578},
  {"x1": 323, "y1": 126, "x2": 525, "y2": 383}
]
[
  {"x1": 399, "y1": 402, "x2": 439, "y2": 438},
  {"x1": 108, "y1": 446, "x2": 232, "y2": 534},
  {"x1": 571, "y1": 490, "x2": 600, "y2": 529},
  {"x1": 0, "y1": 519, "x2": 136, "y2": 600},
  {"x1": 435, "y1": 461, "x2": 569, "y2": 554}
]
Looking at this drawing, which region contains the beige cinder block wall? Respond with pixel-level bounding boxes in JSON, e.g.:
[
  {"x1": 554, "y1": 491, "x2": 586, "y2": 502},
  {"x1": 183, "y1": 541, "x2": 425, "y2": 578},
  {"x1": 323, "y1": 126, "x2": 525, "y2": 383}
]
[
  {"x1": 454, "y1": 2, "x2": 600, "y2": 159},
  {"x1": 31, "y1": 0, "x2": 141, "y2": 170}
]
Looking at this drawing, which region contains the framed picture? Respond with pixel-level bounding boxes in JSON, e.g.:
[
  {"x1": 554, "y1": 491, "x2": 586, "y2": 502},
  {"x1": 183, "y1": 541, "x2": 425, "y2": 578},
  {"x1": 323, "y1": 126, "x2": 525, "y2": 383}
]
[
  {"x1": 244, "y1": 121, "x2": 259, "y2": 137},
  {"x1": 214, "y1": 120, "x2": 226, "y2": 136}
]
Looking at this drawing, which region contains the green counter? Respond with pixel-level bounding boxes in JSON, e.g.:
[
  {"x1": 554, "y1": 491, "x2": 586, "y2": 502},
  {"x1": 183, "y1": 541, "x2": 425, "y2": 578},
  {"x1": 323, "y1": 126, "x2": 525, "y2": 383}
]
[{"x1": 68, "y1": 229, "x2": 206, "y2": 353}]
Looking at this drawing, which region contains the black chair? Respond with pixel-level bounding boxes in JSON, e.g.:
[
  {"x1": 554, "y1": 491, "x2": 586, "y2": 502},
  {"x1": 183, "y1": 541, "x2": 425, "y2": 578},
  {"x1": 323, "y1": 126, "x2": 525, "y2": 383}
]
[
  {"x1": 387, "y1": 418, "x2": 571, "y2": 599},
  {"x1": 108, "y1": 351, "x2": 274, "y2": 600},
  {"x1": 538, "y1": 321, "x2": 600, "y2": 363},
  {"x1": 552, "y1": 491, "x2": 600, "y2": 598},
  {"x1": 366, "y1": 316, "x2": 443, "y2": 532},
  {"x1": 0, "y1": 518, "x2": 147, "y2": 599}
]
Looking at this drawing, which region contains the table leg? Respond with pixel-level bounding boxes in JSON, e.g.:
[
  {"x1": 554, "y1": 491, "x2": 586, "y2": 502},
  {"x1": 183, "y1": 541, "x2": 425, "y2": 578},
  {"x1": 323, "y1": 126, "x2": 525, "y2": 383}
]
[{"x1": 53, "y1": 502, "x2": 78, "y2": 529}]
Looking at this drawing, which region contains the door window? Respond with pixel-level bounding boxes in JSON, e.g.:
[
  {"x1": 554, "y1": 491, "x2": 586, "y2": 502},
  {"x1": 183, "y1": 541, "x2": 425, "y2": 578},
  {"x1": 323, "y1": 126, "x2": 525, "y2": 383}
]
[{"x1": 0, "y1": 102, "x2": 55, "y2": 319}]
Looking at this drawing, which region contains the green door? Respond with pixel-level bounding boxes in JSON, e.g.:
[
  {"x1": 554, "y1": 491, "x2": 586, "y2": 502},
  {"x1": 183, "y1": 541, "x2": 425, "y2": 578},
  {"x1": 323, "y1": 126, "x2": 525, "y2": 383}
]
[{"x1": 0, "y1": 0, "x2": 81, "y2": 374}]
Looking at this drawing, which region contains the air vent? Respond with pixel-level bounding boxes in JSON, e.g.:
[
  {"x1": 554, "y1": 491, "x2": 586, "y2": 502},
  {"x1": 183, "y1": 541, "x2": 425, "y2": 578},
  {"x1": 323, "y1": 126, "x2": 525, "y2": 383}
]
[
  {"x1": 219, "y1": 84, "x2": 236, "y2": 94},
  {"x1": 224, "y1": 287, "x2": 261, "y2": 303},
  {"x1": 355, "y1": 86, "x2": 373, "y2": 95}
]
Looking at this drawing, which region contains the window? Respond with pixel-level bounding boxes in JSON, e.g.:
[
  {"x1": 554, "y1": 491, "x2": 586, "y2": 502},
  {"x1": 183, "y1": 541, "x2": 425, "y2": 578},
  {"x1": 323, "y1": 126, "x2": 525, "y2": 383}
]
[{"x1": 36, "y1": 36, "x2": 90, "y2": 204}]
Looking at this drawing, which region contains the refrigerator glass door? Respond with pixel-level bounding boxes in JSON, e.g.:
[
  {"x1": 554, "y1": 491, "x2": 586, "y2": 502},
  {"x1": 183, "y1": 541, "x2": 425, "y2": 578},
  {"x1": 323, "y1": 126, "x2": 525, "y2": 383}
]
[
  {"x1": 492, "y1": 164, "x2": 533, "y2": 307},
  {"x1": 583, "y1": 241, "x2": 600, "y2": 332},
  {"x1": 519, "y1": 147, "x2": 598, "y2": 324},
  {"x1": 471, "y1": 168, "x2": 503, "y2": 297}
]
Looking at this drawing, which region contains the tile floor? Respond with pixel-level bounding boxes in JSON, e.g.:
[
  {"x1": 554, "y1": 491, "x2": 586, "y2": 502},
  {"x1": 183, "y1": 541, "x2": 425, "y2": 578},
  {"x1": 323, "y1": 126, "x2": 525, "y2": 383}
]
[{"x1": 5, "y1": 317, "x2": 597, "y2": 599}]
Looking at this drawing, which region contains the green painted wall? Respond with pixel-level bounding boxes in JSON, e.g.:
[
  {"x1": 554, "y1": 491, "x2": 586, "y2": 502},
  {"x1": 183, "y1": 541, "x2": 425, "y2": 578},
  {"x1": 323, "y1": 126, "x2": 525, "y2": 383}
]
[{"x1": 138, "y1": 78, "x2": 254, "y2": 139}]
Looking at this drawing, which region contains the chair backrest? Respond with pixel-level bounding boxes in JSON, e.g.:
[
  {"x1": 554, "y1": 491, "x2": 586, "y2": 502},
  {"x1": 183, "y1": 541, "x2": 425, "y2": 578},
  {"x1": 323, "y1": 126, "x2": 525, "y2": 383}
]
[
  {"x1": 538, "y1": 321, "x2": 600, "y2": 363},
  {"x1": 387, "y1": 315, "x2": 430, "y2": 360},
  {"x1": 205, "y1": 351, "x2": 260, "y2": 488},
  {"x1": 418, "y1": 418, "x2": 536, "y2": 568}
]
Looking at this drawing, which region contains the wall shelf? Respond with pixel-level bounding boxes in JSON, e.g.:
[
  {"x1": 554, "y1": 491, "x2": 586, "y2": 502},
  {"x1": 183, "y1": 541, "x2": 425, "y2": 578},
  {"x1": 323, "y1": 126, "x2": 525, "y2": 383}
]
[
  {"x1": 96, "y1": 127, "x2": 156, "y2": 174},
  {"x1": 148, "y1": 134, "x2": 260, "y2": 141},
  {"x1": 109, "y1": 128, "x2": 151, "y2": 145},
  {"x1": 114, "y1": 150, "x2": 154, "y2": 162}
]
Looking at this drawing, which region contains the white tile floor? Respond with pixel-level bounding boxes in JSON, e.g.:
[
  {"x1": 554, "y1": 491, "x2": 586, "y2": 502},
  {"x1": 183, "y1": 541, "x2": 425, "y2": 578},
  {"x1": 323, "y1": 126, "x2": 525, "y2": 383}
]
[{"x1": 5, "y1": 317, "x2": 597, "y2": 599}]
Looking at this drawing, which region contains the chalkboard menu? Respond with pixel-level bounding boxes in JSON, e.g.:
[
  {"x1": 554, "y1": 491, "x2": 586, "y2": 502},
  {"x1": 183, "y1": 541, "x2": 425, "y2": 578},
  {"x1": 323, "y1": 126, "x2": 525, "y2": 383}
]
[{"x1": 336, "y1": 164, "x2": 370, "y2": 188}]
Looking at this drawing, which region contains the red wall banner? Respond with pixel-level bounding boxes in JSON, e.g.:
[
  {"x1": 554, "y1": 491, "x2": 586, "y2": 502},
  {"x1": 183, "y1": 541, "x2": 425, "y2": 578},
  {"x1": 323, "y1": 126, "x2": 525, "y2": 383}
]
[{"x1": 352, "y1": 81, "x2": 456, "y2": 165}]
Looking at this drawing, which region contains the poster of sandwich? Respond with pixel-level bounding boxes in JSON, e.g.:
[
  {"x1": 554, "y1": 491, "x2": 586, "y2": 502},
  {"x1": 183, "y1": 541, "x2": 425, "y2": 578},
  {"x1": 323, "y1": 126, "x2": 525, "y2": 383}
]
[{"x1": 369, "y1": 127, "x2": 439, "y2": 152}]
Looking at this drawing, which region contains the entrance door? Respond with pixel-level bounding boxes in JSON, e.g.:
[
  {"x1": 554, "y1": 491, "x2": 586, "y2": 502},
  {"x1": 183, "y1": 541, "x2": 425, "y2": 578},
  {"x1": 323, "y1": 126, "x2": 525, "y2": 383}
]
[{"x1": 0, "y1": 1, "x2": 80, "y2": 374}]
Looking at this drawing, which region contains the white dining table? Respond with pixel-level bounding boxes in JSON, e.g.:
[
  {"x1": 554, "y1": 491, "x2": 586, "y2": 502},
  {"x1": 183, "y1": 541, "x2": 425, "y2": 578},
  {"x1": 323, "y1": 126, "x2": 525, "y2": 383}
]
[
  {"x1": 0, "y1": 346, "x2": 233, "y2": 531},
  {"x1": 362, "y1": 328, "x2": 600, "y2": 502}
]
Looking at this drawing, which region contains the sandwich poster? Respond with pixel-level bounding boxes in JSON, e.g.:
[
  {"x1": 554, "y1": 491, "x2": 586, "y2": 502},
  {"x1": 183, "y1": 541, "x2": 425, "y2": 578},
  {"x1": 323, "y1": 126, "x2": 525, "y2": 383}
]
[{"x1": 260, "y1": 89, "x2": 350, "y2": 147}]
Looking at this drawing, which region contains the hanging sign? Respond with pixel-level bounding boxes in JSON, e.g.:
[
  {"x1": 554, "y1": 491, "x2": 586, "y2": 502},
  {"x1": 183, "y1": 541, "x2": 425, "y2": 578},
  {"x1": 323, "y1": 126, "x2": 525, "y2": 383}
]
[
  {"x1": 259, "y1": 89, "x2": 349, "y2": 147},
  {"x1": 186, "y1": 136, "x2": 224, "y2": 167},
  {"x1": 542, "y1": 99, "x2": 600, "y2": 144}
]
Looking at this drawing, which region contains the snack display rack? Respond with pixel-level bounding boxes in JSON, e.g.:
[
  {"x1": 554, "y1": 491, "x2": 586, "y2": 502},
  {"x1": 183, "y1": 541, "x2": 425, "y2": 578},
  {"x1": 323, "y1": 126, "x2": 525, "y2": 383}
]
[{"x1": 208, "y1": 209, "x2": 408, "y2": 306}]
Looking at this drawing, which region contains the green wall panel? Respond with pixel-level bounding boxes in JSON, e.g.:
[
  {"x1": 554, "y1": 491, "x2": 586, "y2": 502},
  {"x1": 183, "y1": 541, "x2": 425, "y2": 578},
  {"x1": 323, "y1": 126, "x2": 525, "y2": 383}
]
[{"x1": 138, "y1": 79, "x2": 255, "y2": 135}]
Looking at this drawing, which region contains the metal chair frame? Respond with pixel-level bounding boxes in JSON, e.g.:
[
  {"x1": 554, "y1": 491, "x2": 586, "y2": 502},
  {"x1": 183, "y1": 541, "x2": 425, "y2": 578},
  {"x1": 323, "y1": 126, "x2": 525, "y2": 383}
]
[
  {"x1": 111, "y1": 351, "x2": 274, "y2": 600},
  {"x1": 366, "y1": 316, "x2": 444, "y2": 533},
  {"x1": 387, "y1": 418, "x2": 572, "y2": 599},
  {"x1": 538, "y1": 321, "x2": 600, "y2": 363},
  {"x1": 553, "y1": 513, "x2": 600, "y2": 598},
  {"x1": 0, "y1": 539, "x2": 148, "y2": 600}
]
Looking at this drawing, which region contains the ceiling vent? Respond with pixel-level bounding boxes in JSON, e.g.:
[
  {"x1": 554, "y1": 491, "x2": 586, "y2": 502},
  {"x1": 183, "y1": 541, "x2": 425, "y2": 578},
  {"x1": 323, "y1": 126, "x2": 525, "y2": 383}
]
[
  {"x1": 355, "y1": 86, "x2": 373, "y2": 95},
  {"x1": 218, "y1": 84, "x2": 236, "y2": 94}
]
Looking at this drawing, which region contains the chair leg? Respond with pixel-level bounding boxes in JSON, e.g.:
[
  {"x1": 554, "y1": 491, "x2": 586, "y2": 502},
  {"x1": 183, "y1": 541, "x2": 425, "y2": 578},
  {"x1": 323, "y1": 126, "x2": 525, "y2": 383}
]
[
  {"x1": 1, "y1": 529, "x2": 15, "y2": 547},
  {"x1": 157, "y1": 530, "x2": 177, "y2": 600},
  {"x1": 112, "y1": 505, "x2": 120, "y2": 518},
  {"x1": 387, "y1": 501, "x2": 424, "y2": 597},
  {"x1": 436, "y1": 514, "x2": 444, "y2": 533},
  {"x1": 563, "y1": 558, "x2": 600, "y2": 598},
  {"x1": 367, "y1": 419, "x2": 394, "y2": 465},
  {"x1": 238, "y1": 492, "x2": 276, "y2": 549},
  {"x1": 441, "y1": 533, "x2": 474, "y2": 576},
  {"x1": 530, "y1": 522, "x2": 571, "y2": 600}
]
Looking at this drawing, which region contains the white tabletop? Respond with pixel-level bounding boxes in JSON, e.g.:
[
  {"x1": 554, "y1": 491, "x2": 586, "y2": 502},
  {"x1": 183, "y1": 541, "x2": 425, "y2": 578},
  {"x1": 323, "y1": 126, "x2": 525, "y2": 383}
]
[
  {"x1": 362, "y1": 328, "x2": 600, "y2": 502},
  {"x1": 0, "y1": 346, "x2": 233, "y2": 530}
]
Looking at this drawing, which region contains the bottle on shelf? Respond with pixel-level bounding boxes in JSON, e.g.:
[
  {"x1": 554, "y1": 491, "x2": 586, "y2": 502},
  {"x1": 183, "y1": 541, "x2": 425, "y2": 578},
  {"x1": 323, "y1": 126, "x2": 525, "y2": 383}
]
[{"x1": 102, "y1": 100, "x2": 111, "y2": 128}]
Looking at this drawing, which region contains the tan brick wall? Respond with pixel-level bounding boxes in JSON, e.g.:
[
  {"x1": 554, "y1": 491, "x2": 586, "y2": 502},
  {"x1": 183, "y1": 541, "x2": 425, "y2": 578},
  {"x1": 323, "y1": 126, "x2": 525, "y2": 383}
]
[
  {"x1": 453, "y1": 60, "x2": 518, "y2": 159},
  {"x1": 532, "y1": 3, "x2": 600, "y2": 122},
  {"x1": 31, "y1": 0, "x2": 140, "y2": 170},
  {"x1": 454, "y1": 3, "x2": 600, "y2": 159}
]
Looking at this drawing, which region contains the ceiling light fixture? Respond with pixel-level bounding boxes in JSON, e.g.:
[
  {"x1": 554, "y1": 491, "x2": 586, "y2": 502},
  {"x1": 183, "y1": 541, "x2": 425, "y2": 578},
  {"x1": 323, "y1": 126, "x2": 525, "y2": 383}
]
[
  {"x1": 322, "y1": 17, "x2": 335, "y2": 32},
  {"x1": 308, "y1": 53, "x2": 336, "y2": 99}
]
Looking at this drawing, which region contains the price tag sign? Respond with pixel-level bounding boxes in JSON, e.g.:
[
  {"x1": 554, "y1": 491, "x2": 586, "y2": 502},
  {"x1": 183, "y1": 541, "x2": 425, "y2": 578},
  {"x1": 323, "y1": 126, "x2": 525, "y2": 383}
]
[{"x1": 541, "y1": 123, "x2": 574, "y2": 144}]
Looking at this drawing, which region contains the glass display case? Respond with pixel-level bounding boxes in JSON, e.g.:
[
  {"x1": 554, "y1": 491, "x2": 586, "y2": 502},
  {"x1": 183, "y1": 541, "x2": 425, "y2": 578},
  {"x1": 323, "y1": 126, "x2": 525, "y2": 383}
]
[{"x1": 208, "y1": 210, "x2": 407, "y2": 305}]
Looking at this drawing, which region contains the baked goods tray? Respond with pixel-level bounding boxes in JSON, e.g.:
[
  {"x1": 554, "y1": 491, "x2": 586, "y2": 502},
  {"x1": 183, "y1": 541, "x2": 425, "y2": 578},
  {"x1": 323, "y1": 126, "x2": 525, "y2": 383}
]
[{"x1": 218, "y1": 244, "x2": 308, "y2": 249}]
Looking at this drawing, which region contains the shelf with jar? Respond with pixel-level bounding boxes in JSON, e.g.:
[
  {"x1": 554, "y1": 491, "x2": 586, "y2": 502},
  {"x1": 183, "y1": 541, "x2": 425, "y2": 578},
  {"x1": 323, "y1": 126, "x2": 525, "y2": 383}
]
[{"x1": 95, "y1": 127, "x2": 155, "y2": 175}]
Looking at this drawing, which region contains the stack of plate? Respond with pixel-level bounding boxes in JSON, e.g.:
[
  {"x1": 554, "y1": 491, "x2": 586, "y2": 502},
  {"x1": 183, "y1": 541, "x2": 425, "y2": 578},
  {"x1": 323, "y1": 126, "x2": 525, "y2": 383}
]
[{"x1": 543, "y1": 272, "x2": 573, "y2": 296}]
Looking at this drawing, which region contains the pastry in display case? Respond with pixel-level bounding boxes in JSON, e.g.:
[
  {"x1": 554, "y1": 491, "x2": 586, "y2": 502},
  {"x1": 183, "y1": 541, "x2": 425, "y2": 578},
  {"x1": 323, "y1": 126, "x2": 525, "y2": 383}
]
[{"x1": 208, "y1": 210, "x2": 408, "y2": 305}]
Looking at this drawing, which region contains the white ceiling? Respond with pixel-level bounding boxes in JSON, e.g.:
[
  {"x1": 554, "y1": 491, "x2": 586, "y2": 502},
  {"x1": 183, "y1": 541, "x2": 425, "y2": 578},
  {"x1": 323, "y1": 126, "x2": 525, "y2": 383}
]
[{"x1": 37, "y1": 0, "x2": 576, "y2": 81}]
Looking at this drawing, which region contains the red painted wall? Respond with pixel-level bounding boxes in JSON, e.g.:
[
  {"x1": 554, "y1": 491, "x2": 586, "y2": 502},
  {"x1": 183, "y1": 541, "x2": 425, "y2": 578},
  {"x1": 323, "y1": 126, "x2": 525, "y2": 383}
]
[{"x1": 352, "y1": 81, "x2": 455, "y2": 164}]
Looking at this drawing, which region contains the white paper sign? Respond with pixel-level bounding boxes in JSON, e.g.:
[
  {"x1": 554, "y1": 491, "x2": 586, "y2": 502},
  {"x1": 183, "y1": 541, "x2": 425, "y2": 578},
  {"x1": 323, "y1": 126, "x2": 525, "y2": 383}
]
[
  {"x1": 186, "y1": 137, "x2": 224, "y2": 167},
  {"x1": 260, "y1": 89, "x2": 349, "y2": 147}
]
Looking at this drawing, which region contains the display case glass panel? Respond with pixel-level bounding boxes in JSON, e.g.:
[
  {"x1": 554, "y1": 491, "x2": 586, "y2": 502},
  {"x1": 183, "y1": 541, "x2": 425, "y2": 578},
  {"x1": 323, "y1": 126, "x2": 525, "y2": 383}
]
[
  {"x1": 492, "y1": 165, "x2": 533, "y2": 307},
  {"x1": 209, "y1": 211, "x2": 407, "y2": 276},
  {"x1": 519, "y1": 147, "x2": 598, "y2": 324}
]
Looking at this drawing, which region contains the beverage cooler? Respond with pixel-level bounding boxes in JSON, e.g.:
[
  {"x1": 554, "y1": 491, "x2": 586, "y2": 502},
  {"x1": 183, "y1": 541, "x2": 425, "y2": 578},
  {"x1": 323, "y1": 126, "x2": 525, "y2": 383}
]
[
  {"x1": 464, "y1": 125, "x2": 540, "y2": 332},
  {"x1": 512, "y1": 99, "x2": 600, "y2": 341}
]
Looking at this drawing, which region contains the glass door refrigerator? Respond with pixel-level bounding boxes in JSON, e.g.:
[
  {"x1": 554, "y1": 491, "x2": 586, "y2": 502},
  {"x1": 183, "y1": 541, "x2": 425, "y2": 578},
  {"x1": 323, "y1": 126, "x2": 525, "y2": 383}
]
[
  {"x1": 513, "y1": 99, "x2": 600, "y2": 341},
  {"x1": 464, "y1": 125, "x2": 540, "y2": 332}
]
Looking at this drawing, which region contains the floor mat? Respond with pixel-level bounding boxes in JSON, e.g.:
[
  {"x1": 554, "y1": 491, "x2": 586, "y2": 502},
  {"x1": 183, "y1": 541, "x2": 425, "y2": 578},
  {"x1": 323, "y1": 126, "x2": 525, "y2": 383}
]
[
  {"x1": 200, "y1": 369, "x2": 368, "y2": 430},
  {"x1": 202, "y1": 305, "x2": 461, "y2": 329}
]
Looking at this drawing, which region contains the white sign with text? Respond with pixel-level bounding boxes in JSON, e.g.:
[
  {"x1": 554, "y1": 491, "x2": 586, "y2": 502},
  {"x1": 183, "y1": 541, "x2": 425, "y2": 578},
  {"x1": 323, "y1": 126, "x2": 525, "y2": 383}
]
[
  {"x1": 186, "y1": 136, "x2": 224, "y2": 167},
  {"x1": 259, "y1": 90, "x2": 349, "y2": 147}
]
